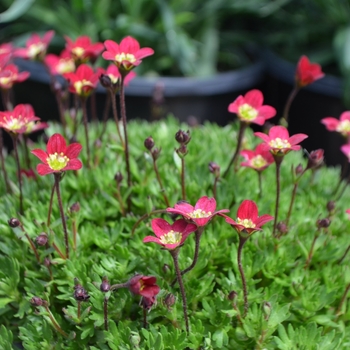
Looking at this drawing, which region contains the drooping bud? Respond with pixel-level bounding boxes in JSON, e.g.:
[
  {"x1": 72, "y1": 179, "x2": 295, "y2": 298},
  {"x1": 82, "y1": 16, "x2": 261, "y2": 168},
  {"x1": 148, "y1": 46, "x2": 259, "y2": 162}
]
[
  {"x1": 175, "y1": 130, "x2": 191, "y2": 145},
  {"x1": 295, "y1": 163, "x2": 303, "y2": 175},
  {"x1": 228, "y1": 290, "x2": 238, "y2": 302},
  {"x1": 35, "y1": 232, "x2": 48, "y2": 246},
  {"x1": 144, "y1": 136, "x2": 155, "y2": 151},
  {"x1": 99, "y1": 74, "x2": 112, "y2": 89},
  {"x1": 70, "y1": 202, "x2": 80, "y2": 213},
  {"x1": 8, "y1": 218, "x2": 20, "y2": 228},
  {"x1": 316, "y1": 218, "x2": 331, "y2": 229},
  {"x1": 100, "y1": 276, "x2": 111, "y2": 293},
  {"x1": 140, "y1": 295, "x2": 156, "y2": 310},
  {"x1": 208, "y1": 162, "x2": 220, "y2": 177},
  {"x1": 326, "y1": 200, "x2": 335, "y2": 214},
  {"x1": 44, "y1": 257, "x2": 51, "y2": 267},
  {"x1": 277, "y1": 221, "x2": 288, "y2": 235}
]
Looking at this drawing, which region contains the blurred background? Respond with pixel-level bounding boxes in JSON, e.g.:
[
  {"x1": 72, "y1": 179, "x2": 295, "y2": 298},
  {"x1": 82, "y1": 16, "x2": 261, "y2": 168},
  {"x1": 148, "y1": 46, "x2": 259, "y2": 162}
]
[{"x1": 0, "y1": 0, "x2": 350, "y2": 165}]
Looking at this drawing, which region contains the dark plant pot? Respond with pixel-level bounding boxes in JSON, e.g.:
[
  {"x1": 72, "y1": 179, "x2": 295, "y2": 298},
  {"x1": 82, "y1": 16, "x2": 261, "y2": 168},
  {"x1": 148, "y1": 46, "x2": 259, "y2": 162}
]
[
  {"x1": 11, "y1": 58, "x2": 264, "y2": 126},
  {"x1": 262, "y1": 50, "x2": 346, "y2": 168}
]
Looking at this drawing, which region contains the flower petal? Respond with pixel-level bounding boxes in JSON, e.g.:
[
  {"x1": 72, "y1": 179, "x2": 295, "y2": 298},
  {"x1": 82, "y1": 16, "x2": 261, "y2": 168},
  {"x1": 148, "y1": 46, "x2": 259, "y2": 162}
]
[
  {"x1": 104, "y1": 40, "x2": 120, "y2": 54},
  {"x1": 321, "y1": 117, "x2": 339, "y2": 131},
  {"x1": 269, "y1": 126, "x2": 289, "y2": 140},
  {"x1": 66, "y1": 143, "x2": 82, "y2": 159},
  {"x1": 237, "y1": 200, "x2": 258, "y2": 221},
  {"x1": 289, "y1": 133, "x2": 308, "y2": 146},
  {"x1": 47, "y1": 133, "x2": 66, "y2": 154},
  {"x1": 151, "y1": 218, "x2": 172, "y2": 238},
  {"x1": 63, "y1": 159, "x2": 82, "y2": 171},
  {"x1": 120, "y1": 36, "x2": 140, "y2": 53},
  {"x1": 135, "y1": 47, "x2": 154, "y2": 60},
  {"x1": 143, "y1": 236, "x2": 162, "y2": 245},
  {"x1": 195, "y1": 196, "x2": 216, "y2": 213},
  {"x1": 244, "y1": 89, "x2": 263, "y2": 108},
  {"x1": 340, "y1": 111, "x2": 350, "y2": 121},
  {"x1": 228, "y1": 95, "x2": 244, "y2": 113},
  {"x1": 31, "y1": 149, "x2": 48, "y2": 163},
  {"x1": 254, "y1": 131, "x2": 270, "y2": 143},
  {"x1": 255, "y1": 214, "x2": 274, "y2": 228},
  {"x1": 140, "y1": 285, "x2": 160, "y2": 298},
  {"x1": 258, "y1": 106, "x2": 276, "y2": 120},
  {"x1": 37, "y1": 163, "x2": 55, "y2": 176}
]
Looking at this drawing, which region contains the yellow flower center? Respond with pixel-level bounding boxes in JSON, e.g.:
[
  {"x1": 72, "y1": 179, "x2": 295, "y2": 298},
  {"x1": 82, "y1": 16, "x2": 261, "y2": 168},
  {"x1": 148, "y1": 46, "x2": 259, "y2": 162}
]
[
  {"x1": 189, "y1": 209, "x2": 212, "y2": 218},
  {"x1": 269, "y1": 138, "x2": 291, "y2": 149},
  {"x1": 47, "y1": 152, "x2": 69, "y2": 171},
  {"x1": 237, "y1": 218, "x2": 256, "y2": 228},
  {"x1": 0, "y1": 76, "x2": 11, "y2": 86},
  {"x1": 115, "y1": 52, "x2": 136, "y2": 63},
  {"x1": 72, "y1": 47, "x2": 85, "y2": 58},
  {"x1": 107, "y1": 74, "x2": 119, "y2": 84},
  {"x1": 57, "y1": 59, "x2": 75, "y2": 74},
  {"x1": 74, "y1": 80, "x2": 93, "y2": 95},
  {"x1": 28, "y1": 43, "x2": 45, "y2": 58},
  {"x1": 336, "y1": 120, "x2": 350, "y2": 135},
  {"x1": 238, "y1": 103, "x2": 258, "y2": 121},
  {"x1": 251, "y1": 155, "x2": 267, "y2": 168},
  {"x1": 160, "y1": 230, "x2": 182, "y2": 245},
  {"x1": 2, "y1": 116, "x2": 24, "y2": 131}
]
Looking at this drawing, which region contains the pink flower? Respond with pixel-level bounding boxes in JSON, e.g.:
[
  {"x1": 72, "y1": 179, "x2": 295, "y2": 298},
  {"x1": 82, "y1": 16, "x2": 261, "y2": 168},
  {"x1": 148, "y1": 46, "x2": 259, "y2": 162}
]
[
  {"x1": 240, "y1": 143, "x2": 274, "y2": 171},
  {"x1": 0, "y1": 64, "x2": 30, "y2": 89},
  {"x1": 44, "y1": 50, "x2": 75, "y2": 75},
  {"x1": 166, "y1": 196, "x2": 229, "y2": 227},
  {"x1": 0, "y1": 104, "x2": 39, "y2": 134},
  {"x1": 321, "y1": 111, "x2": 350, "y2": 137},
  {"x1": 65, "y1": 35, "x2": 104, "y2": 63},
  {"x1": 295, "y1": 55, "x2": 324, "y2": 88},
  {"x1": 143, "y1": 218, "x2": 197, "y2": 250},
  {"x1": 223, "y1": 200, "x2": 274, "y2": 236},
  {"x1": 102, "y1": 36, "x2": 154, "y2": 71},
  {"x1": 64, "y1": 64, "x2": 99, "y2": 97},
  {"x1": 228, "y1": 89, "x2": 276, "y2": 125},
  {"x1": 15, "y1": 31, "x2": 55, "y2": 61},
  {"x1": 31, "y1": 133, "x2": 82, "y2": 175},
  {"x1": 346, "y1": 209, "x2": 350, "y2": 219},
  {"x1": 127, "y1": 275, "x2": 160, "y2": 299},
  {"x1": 306, "y1": 149, "x2": 324, "y2": 169},
  {"x1": 254, "y1": 126, "x2": 308, "y2": 156}
]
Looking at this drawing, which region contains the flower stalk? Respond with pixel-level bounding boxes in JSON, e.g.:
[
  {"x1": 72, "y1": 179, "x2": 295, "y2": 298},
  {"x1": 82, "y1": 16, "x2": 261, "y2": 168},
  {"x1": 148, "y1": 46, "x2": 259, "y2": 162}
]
[
  {"x1": 80, "y1": 97, "x2": 91, "y2": 168},
  {"x1": 237, "y1": 236, "x2": 249, "y2": 317},
  {"x1": 11, "y1": 134, "x2": 24, "y2": 214},
  {"x1": 273, "y1": 155, "x2": 284, "y2": 236}
]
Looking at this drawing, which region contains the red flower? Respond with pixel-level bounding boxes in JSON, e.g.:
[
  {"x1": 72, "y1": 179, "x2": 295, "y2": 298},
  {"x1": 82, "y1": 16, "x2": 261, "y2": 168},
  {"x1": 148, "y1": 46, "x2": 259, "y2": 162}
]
[
  {"x1": 102, "y1": 36, "x2": 154, "y2": 71},
  {"x1": 0, "y1": 104, "x2": 39, "y2": 134},
  {"x1": 306, "y1": 149, "x2": 324, "y2": 169},
  {"x1": 143, "y1": 218, "x2": 197, "y2": 250},
  {"x1": 44, "y1": 50, "x2": 75, "y2": 75},
  {"x1": 31, "y1": 133, "x2": 82, "y2": 175},
  {"x1": 228, "y1": 89, "x2": 276, "y2": 125},
  {"x1": 254, "y1": 126, "x2": 308, "y2": 156},
  {"x1": 166, "y1": 196, "x2": 229, "y2": 227},
  {"x1": 0, "y1": 43, "x2": 14, "y2": 64},
  {"x1": 128, "y1": 274, "x2": 160, "y2": 299},
  {"x1": 321, "y1": 111, "x2": 350, "y2": 137},
  {"x1": 0, "y1": 64, "x2": 30, "y2": 89},
  {"x1": 295, "y1": 55, "x2": 324, "y2": 88},
  {"x1": 65, "y1": 35, "x2": 104, "y2": 63},
  {"x1": 224, "y1": 200, "x2": 274, "y2": 236},
  {"x1": 15, "y1": 30, "x2": 55, "y2": 61},
  {"x1": 64, "y1": 64, "x2": 99, "y2": 97},
  {"x1": 20, "y1": 168, "x2": 36, "y2": 179},
  {"x1": 240, "y1": 143, "x2": 274, "y2": 171}
]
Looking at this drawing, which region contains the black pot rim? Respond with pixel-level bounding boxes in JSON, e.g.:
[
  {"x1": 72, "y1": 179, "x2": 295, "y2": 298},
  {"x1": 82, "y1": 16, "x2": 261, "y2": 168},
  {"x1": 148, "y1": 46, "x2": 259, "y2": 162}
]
[{"x1": 14, "y1": 58, "x2": 264, "y2": 97}]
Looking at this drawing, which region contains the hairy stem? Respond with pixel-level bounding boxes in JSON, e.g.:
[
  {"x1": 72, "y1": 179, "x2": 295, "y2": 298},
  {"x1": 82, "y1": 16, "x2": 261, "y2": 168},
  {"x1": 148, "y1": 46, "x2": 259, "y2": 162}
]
[
  {"x1": 304, "y1": 230, "x2": 319, "y2": 269},
  {"x1": 12, "y1": 134, "x2": 23, "y2": 214},
  {"x1": 237, "y1": 236, "x2": 249, "y2": 317},
  {"x1": 104, "y1": 296, "x2": 109, "y2": 331},
  {"x1": 110, "y1": 88, "x2": 125, "y2": 149},
  {"x1": 223, "y1": 121, "x2": 247, "y2": 177},
  {"x1": 47, "y1": 182, "x2": 56, "y2": 227},
  {"x1": 80, "y1": 97, "x2": 91, "y2": 168},
  {"x1": 170, "y1": 249, "x2": 189, "y2": 333},
  {"x1": 272, "y1": 155, "x2": 284, "y2": 236},
  {"x1": 54, "y1": 173, "x2": 69, "y2": 259},
  {"x1": 281, "y1": 86, "x2": 299, "y2": 125},
  {"x1": 181, "y1": 157, "x2": 186, "y2": 201},
  {"x1": 110, "y1": 282, "x2": 129, "y2": 291},
  {"x1": 44, "y1": 305, "x2": 69, "y2": 338},
  {"x1": 336, "y1": 282, "x2": 350, "y2": 316},
  {"x1": 0, "y1": 129, "x2": 11, "y2": 193},
  {"x1": 131, "y1": 209, "x2": 167, "y2": 236},
  {"x1": 100, "y1": 91, "x2": 111, "y2": 140},
  {"x1": 152, "y1": 154, "x2": 170, "y2": 207},
  {"x1": 338, "y1": 244, "x2": 350, "y2": 264},
  {"x1": 257, "y1": 171, "x2": 262, "y2": 199}
]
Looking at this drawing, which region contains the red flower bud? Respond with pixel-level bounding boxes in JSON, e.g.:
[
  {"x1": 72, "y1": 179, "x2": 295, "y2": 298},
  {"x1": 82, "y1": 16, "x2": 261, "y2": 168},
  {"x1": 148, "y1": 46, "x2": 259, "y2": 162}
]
[
  {"x1": 144, "y1": 136, "x2": 155, "y2": 151},
  {"x1": 175, "y1": 130, "x2": 191, "y2": 145},
  {"x1": 8, "y1": 218, "x2": 20, "y2": 228},
  {"x1": 35, "y1": 233, "x2": 48, "y2": 246}
]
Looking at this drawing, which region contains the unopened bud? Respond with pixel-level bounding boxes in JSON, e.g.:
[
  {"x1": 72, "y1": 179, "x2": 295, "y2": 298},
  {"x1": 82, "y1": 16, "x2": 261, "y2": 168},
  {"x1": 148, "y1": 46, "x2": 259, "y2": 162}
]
[
  {"x1": 295, "y1": 164, "x2": 303, "y2": 175},
  {"x1": 307, "y1": 149, "x2": 324, "y2": 169},
  {"x1": 70, "y1": 202, "x2": 80, "y2": 213},
  {"x1": 114, "y1": 172, "x2": 123, "y2": 183},
  {"x1": 94, "y1": 139, "x2": 102, "y2": 148},
  {"x1": 228, "y1": 290, "x2": 238, "y2": 302},
  {"x1": 100, "y1": 276, "x2": 111, "y2": 293},
  {"x1": 99, "y1": 74, "x2": 112, "y2": 89},
  {"x1": 177, "y1": 144, "x2": 188, "y2": 156},
  {"x1": 44, "y1": 257, "x2": 51, "y2": 267},
  {"x1": 8, "y1": 218, "x2": 20, "y2": 228},
  {"x1": 144, "y1": 136, "x2": 155, "y2": 151},
  {"x1": 30, "y1": 296, "x2": 47, "y2": 307},
  {"x1": 277, "y1": 221, "x2": 288, "y2": 235},
  {"x1": 74, "y1": 284, "x2": 90, "y2": 302},
  {"x1": 152, "y1": 147, "x2": 161, "y2": 160},
  {"x1": 326, "y1": 201, "x2": 335, "y2": 213},
  {"x1": 175, "y1": 130, "x2": 191, "y2": 145},
  {"x1": 164, "y1": 293, "x2": 176, "y2": 309},
  {"x1": 262, "y1": 301, "x2": 272, "y2": 320},
  {"x1": 316, "y1": 218, "x2": 331, "y2": 229},
  {"x1": 35, "y1": 233, "x2": 48, "y2": 246},
  {"x1": 208, "y1": 162, "x2": 220, "y2": 177},
  {"x1": 162, "y1": 264, "x2": 170, "y2": 274}
]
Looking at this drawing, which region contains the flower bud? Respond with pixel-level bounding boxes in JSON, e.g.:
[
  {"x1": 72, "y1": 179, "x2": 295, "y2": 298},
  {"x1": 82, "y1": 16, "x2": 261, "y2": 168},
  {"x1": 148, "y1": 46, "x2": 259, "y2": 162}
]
[
  {"x1": 177, "y1": 144, "x2": 188, "y2": 156},
  {"x1": 30, "y1": 296, "x2": 47, "y2": 307},
  {"x1": 326, "y1": 200, "x2": 335, "y2": 213},
  {"x1": 164, "y1": 293, "x2": 176, "y2": 309},
  {"x1": 35, "y1": 232, "x2": 48, "y2": 246},
  {"x1": 208, "y1": 162, "x2": 220, "y2": 177},
  {"x1": 144, "y1": 136, "x2": 155, "y2": 151},
  {"x1": 277, "y1": 221, "x2": 288, "y2": 235},
  {"x1": 295, "y1": 163, "x2": 303, "y2": 175},
  {"x1": 99, "y1": 74, "x2": 112, "y2": 89},
  {"x1": 74, "y1": 284, "x2": 90, "y2": 302},
  {"x1": 162, "y1": 264, "x2": 170, "y2": 274},
  {"x1": 70, "y1": 202, "x2": 80, "y2": 213},
  {"x1": 316, "y1": 218, "x2": 331, "y2": 229},
  {"x1": 228, "y1": 290, "x2": 238, "y2": 302},
  {"x1": 307, "y1": 149, "x2": 324, "y2": 169},
  {"x1": 151, "y1": 147, "x2": 161, "y2": 160},
  {"x1": 262, "y1": 301, "x2": 272, "y2": 320},
  {"x1": 140, "y1": 296, "x2": 156, "y2": 310},
  {"x1": 175, "y1": 130, "x2": 191, "y2": 145},
  {"x1": 100, "y1": 276, "x2": 111, "y2": 293},
  {"x1": 8, "y1": 218, "x2": 20, "y2": 228},
  {"x1": 44, "y1": 257, "x2": 51, "y2": 267},
  {"x1": 114, "y1": 171, "x2": 123, "y2": 184}
]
